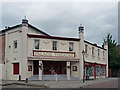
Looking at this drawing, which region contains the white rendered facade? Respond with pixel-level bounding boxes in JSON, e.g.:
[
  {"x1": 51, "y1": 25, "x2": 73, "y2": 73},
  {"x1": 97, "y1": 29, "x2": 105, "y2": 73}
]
[{"x1": 0, "y1": 19, "x2": 108, "y2": 80}]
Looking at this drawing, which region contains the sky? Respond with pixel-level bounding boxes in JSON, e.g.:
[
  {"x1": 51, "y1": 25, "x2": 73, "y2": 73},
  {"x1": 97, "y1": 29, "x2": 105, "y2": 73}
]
[{"x1": 1, "y1": 1, "x2": 118, "y2": 46}]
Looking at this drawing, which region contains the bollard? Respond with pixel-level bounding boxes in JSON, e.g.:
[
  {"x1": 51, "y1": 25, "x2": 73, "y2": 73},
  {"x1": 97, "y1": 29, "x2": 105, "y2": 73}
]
[
  {"x1": 25, "y1": 78, "x2": 28, "y2": 83},
  {"x1": 19, "y1": 75, "x2": 21, "y2": 81}
]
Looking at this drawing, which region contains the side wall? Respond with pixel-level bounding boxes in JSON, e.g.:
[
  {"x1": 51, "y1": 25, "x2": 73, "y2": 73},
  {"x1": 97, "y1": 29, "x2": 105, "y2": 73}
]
[
  {"x1": 0, "y1": 34, "x2": 5, "y2": 64},
  {"x1": 84, "y1": 42, "x2": 107, "y2": 65},
  {"x1": 5, "y1": 27, "x2": 22, "y2": 80},
  {"x1": 0, "y1": 34, "x2": 6, "y2": 80},
  {"x1": 4, "y1": 25, "x2": 49, "y2": 80}
]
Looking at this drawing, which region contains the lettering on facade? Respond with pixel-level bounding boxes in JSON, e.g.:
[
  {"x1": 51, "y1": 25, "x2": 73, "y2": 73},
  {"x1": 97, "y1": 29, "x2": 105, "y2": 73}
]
[{"x1": 33, "y1": 51, "x2": 75, "y2": 58}]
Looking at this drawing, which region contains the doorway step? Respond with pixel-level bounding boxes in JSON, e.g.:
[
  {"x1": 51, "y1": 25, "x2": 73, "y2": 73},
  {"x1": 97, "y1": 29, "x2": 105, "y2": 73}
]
[{"x1": 28, "y1": 75, "x2": 79, "y2": 81}]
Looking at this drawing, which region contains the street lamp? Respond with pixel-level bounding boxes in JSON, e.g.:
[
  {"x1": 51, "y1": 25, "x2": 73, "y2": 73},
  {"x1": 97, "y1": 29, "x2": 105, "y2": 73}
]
[{"x1": 82, "y1": 50, "x2": 85, "y2": 83}]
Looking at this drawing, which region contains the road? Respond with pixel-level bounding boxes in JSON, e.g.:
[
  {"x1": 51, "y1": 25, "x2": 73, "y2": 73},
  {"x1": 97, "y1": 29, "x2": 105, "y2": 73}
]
[
  {"x1": 2, "y1": 84, "x2": 44, "y2": 88},
  {"x1": 83, "y1": 79, "x2": 119, "y2": 88},
  {"x1": 1, "y1": 78, "x2": 119, "y2": 88}
]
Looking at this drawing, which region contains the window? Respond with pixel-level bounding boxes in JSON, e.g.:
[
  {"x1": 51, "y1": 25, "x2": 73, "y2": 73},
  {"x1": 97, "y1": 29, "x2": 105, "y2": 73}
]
[
  {"x1": 103, "y1": 51, "x2": 104, "y2": 56},
  {"x1": 13, "y1": 63, "x2": 19, "y2": 75},
  {"x1": 92, "y1": 47, "x2": 94, "y2": 56},
  {"x1": 88, "y1": 66, "x2": 94, "y2": 76},
  {"x1": 85, "y1": 44, "x2": 88, "y2": 53},
  {"x1": 53, "y1": 41, "x2": 57, "y2": 50},
  {"x1": 14, "y1": 40, "x2": 17, "y2": 48},
  {"x1": 69, "y1": 42, "x2": 73, "y2": 51},
  {"x1": 96, "y1": 66, "x2": 100, "y2": 76},
  {"x1": 35, "y1": 40, "x2": 39, "y2": 49},
  {"x1": 98, "y1": 49, "x2": 100, "y2": 56}
]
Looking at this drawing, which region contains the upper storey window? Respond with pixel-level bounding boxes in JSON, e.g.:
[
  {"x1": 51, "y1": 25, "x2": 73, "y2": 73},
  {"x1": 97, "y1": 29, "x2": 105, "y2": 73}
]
[
  {"x1": 69, "y1": 42, "x2": 73, "y2": 51},
  {"x1": 14, "y1": 40, "x2": 17, "y2": 49},
  {"x1": 103, "y1": 51, "x2": 105, "y2": 57},
  {"x1": 53, "y1": 41, "x2": 57, "y2": 51},
  {"x1": 35, "y1": 40, "x2": 39, "y2": 49},
  {"x1": 98, "y1": 49, "x2": 100, "y2": 56},
  {"x1": 85, "y1": 44, "x2": 88, "y2": 53},
  {"x1": 92, "y1": 47, "x2": 94, "y2": 56}
]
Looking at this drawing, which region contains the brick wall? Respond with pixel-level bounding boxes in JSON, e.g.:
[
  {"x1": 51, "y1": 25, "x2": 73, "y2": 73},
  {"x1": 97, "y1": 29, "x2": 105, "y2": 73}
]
[{"x1": 116, "y1": 45, "x2": 120, "y2": 55}]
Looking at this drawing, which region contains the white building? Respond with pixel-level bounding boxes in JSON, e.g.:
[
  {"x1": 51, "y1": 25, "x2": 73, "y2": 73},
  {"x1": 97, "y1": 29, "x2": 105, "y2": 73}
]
[{"x1": 0, "y1": 19, "x2": 108, "y2": 80}]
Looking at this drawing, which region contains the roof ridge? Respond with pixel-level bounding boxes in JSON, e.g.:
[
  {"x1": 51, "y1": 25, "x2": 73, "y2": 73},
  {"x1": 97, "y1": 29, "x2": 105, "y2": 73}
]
[{"x1": 0, "y1": 23, "x2": 50, "y2": 36}]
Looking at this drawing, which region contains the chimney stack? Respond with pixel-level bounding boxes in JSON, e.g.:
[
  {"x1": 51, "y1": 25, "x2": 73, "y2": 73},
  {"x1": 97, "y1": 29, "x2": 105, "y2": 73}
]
[
  {"x1": 78, "y1": 24, "x2": 85, "y2": 80},
  {"x1": 22, "y1": 16, "x2": 28, "y2": 27},
  {"x1": 78, "y1": 24, "x2": 84, "y2": 33},
  {"x1": 78, "y1": 24, "x2": 84, "y2": 39}
]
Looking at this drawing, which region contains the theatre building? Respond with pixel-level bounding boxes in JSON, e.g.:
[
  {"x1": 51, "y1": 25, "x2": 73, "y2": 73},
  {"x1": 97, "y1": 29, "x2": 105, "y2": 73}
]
[{"x1": 0, "y1": 19, "x2": 108, "y2": 80}]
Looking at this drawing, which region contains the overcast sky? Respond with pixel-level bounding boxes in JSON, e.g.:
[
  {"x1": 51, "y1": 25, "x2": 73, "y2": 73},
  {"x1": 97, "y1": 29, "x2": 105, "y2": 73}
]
[{"x1": 1, "y1": 2, "x2": 118, "y2": 46}]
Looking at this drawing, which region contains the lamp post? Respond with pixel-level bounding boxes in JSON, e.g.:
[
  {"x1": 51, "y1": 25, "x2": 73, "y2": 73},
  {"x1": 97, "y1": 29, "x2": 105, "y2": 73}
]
[{"x1": 82, "y1": 50, "x2": 85, "y2": 83}]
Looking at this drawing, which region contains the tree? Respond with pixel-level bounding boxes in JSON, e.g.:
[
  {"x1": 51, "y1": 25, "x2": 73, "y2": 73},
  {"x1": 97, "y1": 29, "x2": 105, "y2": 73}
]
[{"x1": 103, "y1": 33, "x2": 120, "y2": 77}]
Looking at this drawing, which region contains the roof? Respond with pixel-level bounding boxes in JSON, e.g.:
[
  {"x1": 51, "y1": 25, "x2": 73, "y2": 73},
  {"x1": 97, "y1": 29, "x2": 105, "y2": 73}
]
[
  {"x1": 0, "y1": 22, "x2": 105, "y2": 50},
  {"x1": 0, "y1": 23, "x2": 50, "y2": 36},
  {"x1": 84, "y1": 40, "x2": 106, "y2": 50},
  {"x1": 27, "y1": 34, "x2": 80, "y2": 41}
]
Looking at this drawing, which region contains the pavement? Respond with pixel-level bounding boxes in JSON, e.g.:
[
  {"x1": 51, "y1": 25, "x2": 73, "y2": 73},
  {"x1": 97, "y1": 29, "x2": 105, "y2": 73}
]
[
  {"x1": 83, "y1": 79, "x2": 119, "y2": 88},
  {"x1": 0, "y1": 77, "x2": 119, "y2": 88}
]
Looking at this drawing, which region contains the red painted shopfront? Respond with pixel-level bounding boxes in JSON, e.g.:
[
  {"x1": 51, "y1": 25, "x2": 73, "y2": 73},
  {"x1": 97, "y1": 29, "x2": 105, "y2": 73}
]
[
  {"x1": 33, "y1": 50, "x2": 75, "y2": 75},
  {"x1": 33, "y1": 61, "x2": 66, "y2": 75},
  {"x1": 43, "y1": 61, "x2": 66, "y2": 74},
  {"x1": 85, "y1": 62, "x2": 106, "y2": 79}
]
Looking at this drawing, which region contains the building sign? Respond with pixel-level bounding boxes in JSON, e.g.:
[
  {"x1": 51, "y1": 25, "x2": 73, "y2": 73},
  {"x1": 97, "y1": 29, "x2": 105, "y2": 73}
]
[
  {"x1": 33, "y1": 50, "x2": 75, "y2": 58},
  {"x1": 73, "y1": 66, "x2": 77, "y2": 71},
  {"x1": 28, "y1": 65, "x2": 32, "y2": 71}
]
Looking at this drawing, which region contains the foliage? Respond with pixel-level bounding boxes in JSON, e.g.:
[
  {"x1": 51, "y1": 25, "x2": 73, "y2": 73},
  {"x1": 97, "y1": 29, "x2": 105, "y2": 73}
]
[{"x1": 103, "y1": 33, "x2": 120, "y2": 72}]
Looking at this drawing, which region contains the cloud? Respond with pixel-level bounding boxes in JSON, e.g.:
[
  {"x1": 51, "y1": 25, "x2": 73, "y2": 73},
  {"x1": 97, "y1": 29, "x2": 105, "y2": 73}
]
[{"x1": 1, "y1": 2, "x2": 118, "y2": 46}]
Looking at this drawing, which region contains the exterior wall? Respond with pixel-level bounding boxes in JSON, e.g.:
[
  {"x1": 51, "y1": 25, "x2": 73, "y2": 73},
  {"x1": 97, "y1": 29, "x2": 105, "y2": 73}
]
[
  {"x1": 1, "y1": 20, "x2": 108, "y2": 80},
  {"x1": 27, "y1": 60, "x2": 33, "y2": 78},
  {"x1": 0, "y1": 64, "x2": 6, "y2": 80},
  {"x1": 84, "y1": 42, "x2": 107, "y2": 65},
  {"x1": 4, "y1": 24, "x2": 49, "y2": 80},
  {"x1": 83, "y1": 42, "x2": 108, "y2": 79},
  {"x1": 5, "y1": 27, "x2": 22, "y2": 80},
  {"x1": 71, "y1": 61, "x2": 79, "y2": 78},
  {"x1": 104, "y1": 43, "x2": 108, "y2": 77},
  {"x1": 0, "y1": 34, "x2": 5, "y2": 64},
  {"x1": 27, "y1": 38, "x2": 80, "y2": 58},
  {"x1": 78, "y1": 30, "x2": 84, "y2": 80},
  {"x1": 28, "y1": 27, "x2": 46, "y2": 35},
  {"x1": 116, "y1": 45, "x2": 120, "y2": 55}
]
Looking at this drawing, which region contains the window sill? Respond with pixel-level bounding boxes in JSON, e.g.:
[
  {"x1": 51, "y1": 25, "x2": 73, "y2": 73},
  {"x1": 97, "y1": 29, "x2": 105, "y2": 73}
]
[
  {"x1": 33, "y1": 49, "x2": 40, "y2": 51},
  {"x1": 91, "y1": 55, "x2": 95, "y2": 58},
  {"x1": 13, "y1": 74, "x2": 19, "y2": 76},
  {"x1": 13, "y1": 49, "x2": 18, "y2": 53},
  {"x1": 103, "y1": 58, "x2": 105, "y2": 60},
  {"x1": 85, "y1": 53, "x2": 88, "y2": 57},
  {"x1": 97, "y1": 57, "x2": 100, "y2": 59},
  {"x1": 69, "y1": 51, "x2": 74, "y2": 52}
]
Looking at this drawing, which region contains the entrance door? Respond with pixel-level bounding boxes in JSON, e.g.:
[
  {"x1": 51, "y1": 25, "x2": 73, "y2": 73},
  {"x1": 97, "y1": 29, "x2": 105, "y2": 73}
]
[
  {"x1": 43, "y1": 61, "x2": 66, "y2": 74},
  {"x1": 33, "y1": 61, "x2": 39, "y2": 75},
  {"x1": 13, "y1": 63, "x2": 19, "y2": 75}
]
